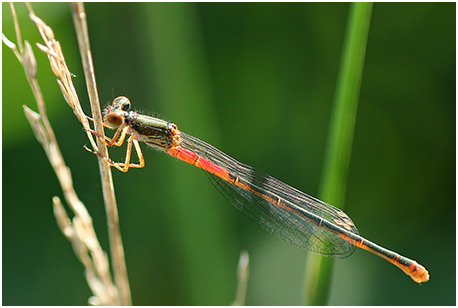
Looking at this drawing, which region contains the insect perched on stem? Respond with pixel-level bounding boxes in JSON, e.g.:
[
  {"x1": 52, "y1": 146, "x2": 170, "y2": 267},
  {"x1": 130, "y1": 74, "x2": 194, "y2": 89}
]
[{"x1": 85, "y1": 96, "x2": 429, "y2": 284}]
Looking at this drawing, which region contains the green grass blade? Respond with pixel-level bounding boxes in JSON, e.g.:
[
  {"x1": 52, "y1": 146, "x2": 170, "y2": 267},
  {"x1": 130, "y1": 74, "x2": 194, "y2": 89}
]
[{"x1": 303, "y1": 3, "x2": 373, "y2": 305}]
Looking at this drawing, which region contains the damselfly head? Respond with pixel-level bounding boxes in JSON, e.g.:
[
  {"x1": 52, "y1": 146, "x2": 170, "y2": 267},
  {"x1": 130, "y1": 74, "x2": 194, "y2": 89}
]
[{"x1": 103, "y1": 96, "x2": 131, "y2": 128}]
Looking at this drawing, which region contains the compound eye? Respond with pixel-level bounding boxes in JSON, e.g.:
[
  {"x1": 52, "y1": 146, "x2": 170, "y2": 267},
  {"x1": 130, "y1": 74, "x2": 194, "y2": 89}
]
[
  {"x1": 106, "y1": 112, "x2": 124, "y2": 127},
  {"x1": 121, "y1": 100, "x2": 131, "y2": 111},
  {"x1": 113, "y1": 96, "x2": 131, "y2": 111}
]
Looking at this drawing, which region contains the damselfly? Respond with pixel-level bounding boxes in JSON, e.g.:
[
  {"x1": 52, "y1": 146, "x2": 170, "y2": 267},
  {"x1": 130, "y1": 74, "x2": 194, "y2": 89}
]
[{"x1": 85, "y1": 96, "x2": 429, "y2": 284}]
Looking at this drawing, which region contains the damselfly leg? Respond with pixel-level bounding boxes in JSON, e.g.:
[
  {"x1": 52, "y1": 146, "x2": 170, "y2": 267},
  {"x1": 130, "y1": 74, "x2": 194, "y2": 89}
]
[{"x1": 84, "y1": 117, "x2": 145, "y2": 172}]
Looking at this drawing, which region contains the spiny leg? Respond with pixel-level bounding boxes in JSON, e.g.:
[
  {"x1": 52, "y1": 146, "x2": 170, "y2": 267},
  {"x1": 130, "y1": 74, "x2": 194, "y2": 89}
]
[
  {"x1": 130, "y1": 139, "x2": 145, "y2": 168},
  {"x1": 108, "y1": 138, "x2": 145, "y2": 169},
  {"x1": 85, "y1": 124, "x2": 129, "y2": 147},
  {"x1": 84, "y1": 135, "x2": 145, "y2": 172}
]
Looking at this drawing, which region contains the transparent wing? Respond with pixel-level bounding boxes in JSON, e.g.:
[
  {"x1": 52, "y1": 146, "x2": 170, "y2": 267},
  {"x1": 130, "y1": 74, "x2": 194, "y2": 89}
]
[{"x1": 181, "y1": 132, "x2": 358, "y2": 257}]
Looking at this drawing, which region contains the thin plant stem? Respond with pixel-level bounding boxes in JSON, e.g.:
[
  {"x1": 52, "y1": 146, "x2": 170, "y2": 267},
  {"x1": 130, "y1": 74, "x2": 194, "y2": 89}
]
[
  {"x1": 3, "y1": 3, "x2": 130, "y2": 305},
  {"x1": 71, "y1": 3, "x2": 131, "y2": 305},
  {"x1": 232, "y1": 250, "x2": 250, "y2": 306},
  {"x1": 302, "y1": 3, "x2": 373, "y2": 305}
]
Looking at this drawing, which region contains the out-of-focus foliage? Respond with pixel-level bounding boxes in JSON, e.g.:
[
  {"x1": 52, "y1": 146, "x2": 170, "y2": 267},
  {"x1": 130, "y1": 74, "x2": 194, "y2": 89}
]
[{"x1": 3, "y1": 3, "x2": 455, "y2": 305}]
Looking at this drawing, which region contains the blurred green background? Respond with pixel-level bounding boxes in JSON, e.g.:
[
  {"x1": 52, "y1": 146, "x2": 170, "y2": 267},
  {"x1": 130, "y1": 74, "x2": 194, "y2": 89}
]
[{"x1": 3, "y1": 3, "x2": 455, "y2": 305}]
